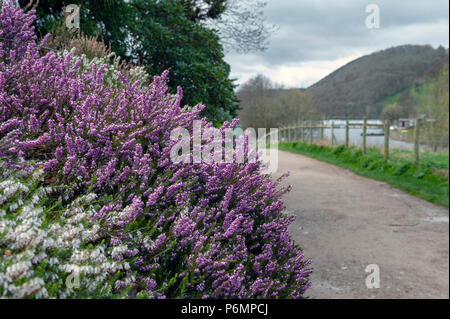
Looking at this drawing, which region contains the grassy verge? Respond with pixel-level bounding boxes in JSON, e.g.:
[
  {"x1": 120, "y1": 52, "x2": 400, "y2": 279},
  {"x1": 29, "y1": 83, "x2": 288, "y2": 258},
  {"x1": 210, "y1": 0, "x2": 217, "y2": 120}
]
[{"x1": 278, "y1": 142, "x2": 449, "y2": 207}]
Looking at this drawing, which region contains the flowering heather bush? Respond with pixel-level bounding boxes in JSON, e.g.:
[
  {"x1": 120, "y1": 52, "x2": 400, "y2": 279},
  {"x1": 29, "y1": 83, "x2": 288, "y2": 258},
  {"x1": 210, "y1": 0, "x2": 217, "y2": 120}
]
[
  {"x1": 57, "y1": 48, "x2": 149, "y2": 90},
  {"x1": 0, "y1": 1, "x2": 36, "y2": 61},
  {"x1": 46, "y1": 25, "x2": 114, "y2": 60},
  {"x1": 46, "y1": 24, "x2": 149, "y2": 87},
  {"x1": 0, "y1": 2, "x2": 312, "y2": 298},
  {"x1": 0, "y1": 163, "x2": 140, "y2": 298}
]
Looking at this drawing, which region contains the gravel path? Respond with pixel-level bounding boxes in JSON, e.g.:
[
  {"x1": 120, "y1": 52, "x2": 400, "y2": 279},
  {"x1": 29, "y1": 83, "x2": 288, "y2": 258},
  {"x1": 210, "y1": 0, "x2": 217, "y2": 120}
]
[{"x1": 274, "y1": 150, "x2": 449, "y2": 299}]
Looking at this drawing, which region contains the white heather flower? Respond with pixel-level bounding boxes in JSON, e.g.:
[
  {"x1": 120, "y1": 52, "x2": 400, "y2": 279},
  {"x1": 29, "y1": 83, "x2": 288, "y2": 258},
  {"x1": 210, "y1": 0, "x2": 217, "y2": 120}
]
[
  {"x1": 16, "y1": 277, "x2": 45, "y2": 298},
  {"x1": 6, "y1": 261, "x2": 32, "y2": 279},
  {"x1": 111, "y1": 245, "x2": 128, "y2": 259},
  {"x1": 31, "y1": 169, "x2": 44, "y2": 182},
  {"x1": 0, "y1": 170, "x2": 136, "y2": 298}
]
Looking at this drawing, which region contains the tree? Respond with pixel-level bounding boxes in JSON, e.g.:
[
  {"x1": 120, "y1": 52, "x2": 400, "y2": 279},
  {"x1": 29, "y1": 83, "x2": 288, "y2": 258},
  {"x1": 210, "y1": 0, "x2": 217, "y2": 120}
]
[
  {"x1": 176, "y1": 0, "x2": 277, "y2": 53},
  {"x1": 130, "y1": 0, "x2": 238, "y2": 123},
  {"x1": 18, "y1": 0, "x2": 131, "y2": 57},
  {"x1": 237, "y1": 74, "x2": 278, "y2": 129},
  {"x1": 178, "y1": 0, "x2": 227, "y2": 21},
  {"x1": 381, "y1": 103, "x2": 410, "y2": 121},
  {"x1": 204, "y1": 0, "x2": 278, "y2": 53},
  {"x1": 415, "y1": 64, "x2": 449, "y2": 150},
  {"x1": 277, "y1": 89, "x2": 321, "y2": 127},
  {"x1": 237, "y1": 74, "x2": 321, "y2": 129},
  {"x1": 19, "y1": 0, "x2": 238, "y2": 123}
]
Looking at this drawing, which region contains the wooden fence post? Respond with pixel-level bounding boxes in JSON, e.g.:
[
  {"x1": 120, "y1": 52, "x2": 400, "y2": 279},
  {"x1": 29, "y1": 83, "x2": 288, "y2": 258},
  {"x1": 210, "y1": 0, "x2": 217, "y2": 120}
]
[
  {"x1": 302, "y1": 123, "x2": 305, "y2": 142},
  {"x1": 362, "y1": 119, "x2": 367, "y2": 154},
  {"x1": 320, "y1": 123, "x2": 324, "y2": 140},
  {"x1": 331, "y1": 121, "x2": 334, "y2": 146},
  {"x1": 309, "y1": 123, "x2": 313, "y2": 145},
  {"x1": 413, "y1": 118, "x2": 420, "y2": 165},
  {"x1": 384, "y1": 120, "x2": 390, "y2": 161},
  {"x1": 345, "y1": 120, "x2": 350, "y2": 148}
]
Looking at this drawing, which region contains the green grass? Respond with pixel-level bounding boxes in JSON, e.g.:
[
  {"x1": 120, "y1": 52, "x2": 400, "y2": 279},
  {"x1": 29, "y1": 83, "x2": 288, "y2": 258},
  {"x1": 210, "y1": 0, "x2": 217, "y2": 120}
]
[
  {"x1": 278, "y1": 142, "x2": 449, "y2": 207},
  {"x1": 378, "y1": 89, "x2": 406, "y2": 106}
]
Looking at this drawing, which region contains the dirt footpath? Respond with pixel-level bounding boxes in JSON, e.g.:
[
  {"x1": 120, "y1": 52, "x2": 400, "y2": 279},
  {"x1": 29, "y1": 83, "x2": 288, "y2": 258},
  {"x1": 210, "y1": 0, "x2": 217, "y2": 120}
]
[{"x1": 274, "y1": 150, "x2": 449, "y2": 299}]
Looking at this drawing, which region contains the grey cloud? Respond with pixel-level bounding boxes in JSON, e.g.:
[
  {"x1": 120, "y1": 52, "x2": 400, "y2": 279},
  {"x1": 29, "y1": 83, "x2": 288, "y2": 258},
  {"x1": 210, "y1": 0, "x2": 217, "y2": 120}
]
[
  {"x1": 231, "y1": 0, "x2": 449, "y2": 62},
  {"x1": 226, "y1": 0, "x2": 449, "y2": 87}
]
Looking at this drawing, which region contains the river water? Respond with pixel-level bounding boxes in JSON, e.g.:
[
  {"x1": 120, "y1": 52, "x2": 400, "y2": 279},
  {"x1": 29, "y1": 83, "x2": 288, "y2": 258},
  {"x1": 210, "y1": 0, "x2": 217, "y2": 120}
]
[{"x1": 320, "y1": 119, "x2": 415, "y2": 150}]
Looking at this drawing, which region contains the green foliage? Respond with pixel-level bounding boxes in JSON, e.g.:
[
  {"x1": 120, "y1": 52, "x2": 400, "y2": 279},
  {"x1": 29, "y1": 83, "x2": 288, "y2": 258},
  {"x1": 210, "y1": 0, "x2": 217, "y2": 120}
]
[
  {"x1": 332, "y1": 145, "x2": 346, "y2": 155},
  {"x1": 178, "y1": 0, "x2": 227, "y2": 21},
  {"x1": 393, "y1": 163, "x2": 412, "y2": 176},
  {"x1": 411, "y1": 64, "x2": 449, "y2": 150},
  {"x1": 130, "y1": 0, "x2": 238, "y2": 123},
  {"x1": 18, "y1": 0, "x2": 131, "y2": 58},
  {"x1": 379, "y1": 90, "x2": 406, "y2": 107}
]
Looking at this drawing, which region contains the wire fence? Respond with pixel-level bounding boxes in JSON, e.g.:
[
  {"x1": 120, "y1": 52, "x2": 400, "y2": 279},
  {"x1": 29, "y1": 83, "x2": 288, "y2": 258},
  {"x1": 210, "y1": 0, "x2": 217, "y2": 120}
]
[{"x1": 279, "y1": 119, "x2": 449, "y2": 164}]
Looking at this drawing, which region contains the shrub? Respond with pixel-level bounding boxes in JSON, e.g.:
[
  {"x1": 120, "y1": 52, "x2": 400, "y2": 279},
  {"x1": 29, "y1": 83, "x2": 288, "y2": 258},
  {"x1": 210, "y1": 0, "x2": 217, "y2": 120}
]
[
  {"x1": 56, "y1": 48, "x2": 149, "y2": 90},
  {"x1": 46, "y1": 24, "x2": 149, "y2": 86},
  {"x1": 349, "y1": 150, "x2": 363, "y2": 163},
  {"x1": 367, "y1": 159, "x2": 384, "y2": 171},
  {"x1": 332, "y1": 145, "x2": 346, "y2": 155},
  {"x1": 360, "y1": 155, "x2": 379, "y2": 169},
  {"x1": 0, "y1": 2, "x2": 311, "y2": 298},
  {"x1": 394, "y1": 163, "x2": 412, "y2": 176},
  {"x1": 0, "y1": 164, "x2": 138, "y2": 298},
  {"x1": 46, "y1": 24, "x2": 112, "y2": 59}
]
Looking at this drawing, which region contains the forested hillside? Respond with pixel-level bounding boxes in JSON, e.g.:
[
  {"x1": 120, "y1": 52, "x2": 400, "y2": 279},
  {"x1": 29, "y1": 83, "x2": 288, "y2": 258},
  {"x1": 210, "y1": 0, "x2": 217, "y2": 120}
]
[{"x1": 308, "y1": 45, "x2": 449, "y2": 117}]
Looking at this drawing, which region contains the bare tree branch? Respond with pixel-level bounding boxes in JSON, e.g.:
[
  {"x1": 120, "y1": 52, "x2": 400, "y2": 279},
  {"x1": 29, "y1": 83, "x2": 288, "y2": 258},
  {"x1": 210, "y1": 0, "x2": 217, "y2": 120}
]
[{"x1": 204, "y1": 0, "x2": 278, "y2": 53}]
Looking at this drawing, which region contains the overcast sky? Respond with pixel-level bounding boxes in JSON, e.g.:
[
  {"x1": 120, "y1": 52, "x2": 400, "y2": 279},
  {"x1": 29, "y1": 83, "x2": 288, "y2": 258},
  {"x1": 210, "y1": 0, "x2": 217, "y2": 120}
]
[{"x1": 225, "y1": 0, "x2": 449, "y2": 89}]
